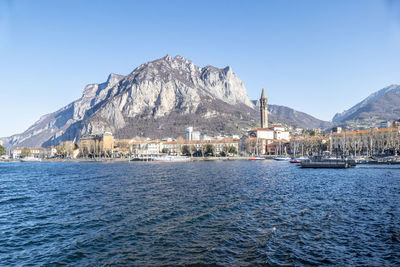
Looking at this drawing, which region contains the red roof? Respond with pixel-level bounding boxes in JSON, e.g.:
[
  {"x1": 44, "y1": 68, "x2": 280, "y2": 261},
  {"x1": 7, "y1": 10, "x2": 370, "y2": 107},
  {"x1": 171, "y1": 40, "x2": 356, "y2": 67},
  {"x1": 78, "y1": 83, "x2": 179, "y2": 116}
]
[{"x1": 249, "y1": 128, "x2": 273, "y2": 132}]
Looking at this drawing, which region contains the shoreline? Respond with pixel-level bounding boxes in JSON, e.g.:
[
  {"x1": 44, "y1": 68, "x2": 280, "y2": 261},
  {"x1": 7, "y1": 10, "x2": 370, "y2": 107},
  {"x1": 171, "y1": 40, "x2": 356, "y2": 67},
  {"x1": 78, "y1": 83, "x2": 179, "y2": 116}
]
[{"x1": 0, "y1": 156, "x2": 278, "y2": 163}]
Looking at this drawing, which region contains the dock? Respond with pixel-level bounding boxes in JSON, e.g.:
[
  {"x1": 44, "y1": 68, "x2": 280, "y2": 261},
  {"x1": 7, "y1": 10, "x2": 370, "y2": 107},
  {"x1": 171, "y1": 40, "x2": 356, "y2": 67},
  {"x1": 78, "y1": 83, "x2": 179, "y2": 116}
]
[{"x1": 300, "y1": 160, "x2": 350, "y2": 168}]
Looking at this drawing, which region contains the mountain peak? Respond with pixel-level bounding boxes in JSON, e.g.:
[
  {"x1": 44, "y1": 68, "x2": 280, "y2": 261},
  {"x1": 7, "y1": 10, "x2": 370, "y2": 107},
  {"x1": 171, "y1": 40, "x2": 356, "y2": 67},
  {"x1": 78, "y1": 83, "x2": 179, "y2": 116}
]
[
  {"x1": 163, "y1": 54, "x2": 173, "y2": 61},
  {"x1": 160, "y1": 54, "x2": 190, "y2": 63},
  {"x1": 332, "y1": 84, "x2": 400, "y2": 124},
  {"x1": 106, "y1": 73, "x2": 124, "y2": 86}
]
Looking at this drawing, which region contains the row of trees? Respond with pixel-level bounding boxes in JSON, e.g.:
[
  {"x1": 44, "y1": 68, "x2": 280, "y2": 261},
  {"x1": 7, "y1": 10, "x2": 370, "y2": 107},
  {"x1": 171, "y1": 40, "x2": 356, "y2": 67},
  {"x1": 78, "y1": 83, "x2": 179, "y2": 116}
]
[
  {"x1": 171, "y1": 144, "x2": 237, "y2": 157},
  {"x1": 332, "y1": 130, "x2": 400, "y2": 157},
  {"x1": 290, "y1": 137, "x2": 328, "y2": 156},
  {"x1": 290, "y1": 129, "x2": 400, "y2": 157}
]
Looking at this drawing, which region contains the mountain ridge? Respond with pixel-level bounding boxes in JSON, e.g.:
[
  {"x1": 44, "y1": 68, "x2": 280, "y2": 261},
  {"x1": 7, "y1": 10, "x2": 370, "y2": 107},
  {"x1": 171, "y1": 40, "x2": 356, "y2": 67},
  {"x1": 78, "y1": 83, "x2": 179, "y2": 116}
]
[
  {"x1": 332, "y1": 84, "x2": 400, "y2": 125},
  {"x1": 1, "y1": 55, "x2": 331, "y2": 149}
]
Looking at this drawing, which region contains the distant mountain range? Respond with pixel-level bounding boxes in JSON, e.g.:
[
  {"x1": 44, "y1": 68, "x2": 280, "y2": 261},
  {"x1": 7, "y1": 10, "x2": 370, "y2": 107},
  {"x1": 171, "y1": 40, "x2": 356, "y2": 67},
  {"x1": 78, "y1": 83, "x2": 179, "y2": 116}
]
[
  {"x1": 0, "y1": 55, "x2": 333, "y2": 148},
  {"x1": 332, "y1": 84, "x2": 400, "y2": 126},
  {"x1": 251, "y1": 100, "x2": 332, "y2": 129},
  {"x1": 1, "y1": 55, "x2": 398, "y2": 149}
]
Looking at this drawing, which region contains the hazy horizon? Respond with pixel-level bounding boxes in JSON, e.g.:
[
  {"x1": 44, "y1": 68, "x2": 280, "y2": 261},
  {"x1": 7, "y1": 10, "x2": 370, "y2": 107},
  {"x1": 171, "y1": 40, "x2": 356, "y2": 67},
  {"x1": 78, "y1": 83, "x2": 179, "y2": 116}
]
[{"x1": 1, "y1": 0, "x2": 400, "y2": 137}]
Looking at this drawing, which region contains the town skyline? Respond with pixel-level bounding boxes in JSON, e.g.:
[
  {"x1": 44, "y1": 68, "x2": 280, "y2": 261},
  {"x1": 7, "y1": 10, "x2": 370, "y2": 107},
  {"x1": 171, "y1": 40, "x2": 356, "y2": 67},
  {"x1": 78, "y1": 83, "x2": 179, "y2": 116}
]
[{"x1": 1, "y1": 0, "x2": 400, "y2": 137}]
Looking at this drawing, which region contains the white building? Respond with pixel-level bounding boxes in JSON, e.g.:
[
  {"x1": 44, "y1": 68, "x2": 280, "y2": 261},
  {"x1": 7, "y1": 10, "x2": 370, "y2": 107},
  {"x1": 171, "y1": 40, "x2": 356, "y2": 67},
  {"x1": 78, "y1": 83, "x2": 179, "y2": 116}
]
[
  {"x1": 185, "y1": 127, "x2": 202, "y2": 141},
  {"x1": 270, "y1": 125, "x2": 290, "y2": 140},
  {"x1": 11, "y1": 148, "x2": 22, "y2": 159},
  {"x1": 243, "y1": 125, "x2": 291, "y2": 155},
  {"x1": 11, "y1": 147, "x2": 57, "y2": 159},
  {"x1": 185, "y1": 127, "x2": 193, "y2": 140},
  {"x1": 40, "y1": 147, "x2": 57, "y2": 158},
  {"x1": 200, "y1": 134, "x2": 212, "y2": 140},
  {"x1": 380, "y1": 121, "x2": 393, "y2": 128},
  {"x1": 130, "y1": 140, "x2": 162, "y2": 156},
  {"x1": 191, "y1": 131, "x2": 201, "y2": 140},
  {"x1": 130, "y1": 138, "x2": 240, "y2": 156},
  {"x1": 248, "y1": 128, "x2": 274, "y2": 139}
]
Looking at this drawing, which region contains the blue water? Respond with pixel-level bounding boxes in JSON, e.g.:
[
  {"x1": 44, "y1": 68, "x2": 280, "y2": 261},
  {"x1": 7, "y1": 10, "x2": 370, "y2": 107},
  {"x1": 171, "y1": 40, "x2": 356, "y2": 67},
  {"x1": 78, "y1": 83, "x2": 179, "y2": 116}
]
[{"x1": 0, "y1": 161, "x2": 399, "y2": 266}]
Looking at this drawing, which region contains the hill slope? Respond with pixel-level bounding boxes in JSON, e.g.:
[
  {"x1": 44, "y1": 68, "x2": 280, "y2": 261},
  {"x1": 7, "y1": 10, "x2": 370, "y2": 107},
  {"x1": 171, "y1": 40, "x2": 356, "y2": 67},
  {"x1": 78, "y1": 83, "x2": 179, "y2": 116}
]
[{"x1": 333, "y1": 84, "x2": 400, "y2": 125}]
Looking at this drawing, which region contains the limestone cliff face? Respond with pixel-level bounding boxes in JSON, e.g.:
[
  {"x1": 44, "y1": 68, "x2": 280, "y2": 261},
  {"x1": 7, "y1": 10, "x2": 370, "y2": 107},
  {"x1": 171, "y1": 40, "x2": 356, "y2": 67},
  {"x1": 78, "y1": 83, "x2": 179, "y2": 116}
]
[
  {"x1": 2, "y1": 55, "x2": 257, "y2": 148},
  {"x1": 74, "y1": 55, "x2": 256, "y2": 141},
  {"x1": 2, "y1": 73, "x2": 124, "y2": 148}
]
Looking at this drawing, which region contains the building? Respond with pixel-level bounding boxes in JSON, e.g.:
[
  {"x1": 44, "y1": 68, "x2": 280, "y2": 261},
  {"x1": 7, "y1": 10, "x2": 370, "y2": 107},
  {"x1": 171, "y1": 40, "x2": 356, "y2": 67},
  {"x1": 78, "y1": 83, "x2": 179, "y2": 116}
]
[
  {"x1": 185, "y1": 127, "x2": 193, "y2": 140},
  {"x1": 260, "y1": 88, "x2": 268, "y2": 128},
  {"x1": 241, "y1": 89, "x2": 290, "y2": 155},
  {"x1": 11, "y1": 148, "x2": 22, "y2": 159},
  {"x1": 330, "y1": 127, "x2": 400, "y2": 156},
  {"x1": 39, "y1": 147, "x2": 57, "y2": 158},
  {"x1": 242, "y1": 133, "x2": 290, "y2": 155},
  {"x1": 129, "y1": 138, "x2": 240, "y2": 157},
  {"x1": 161, "y1": 141, "x2": 181, "y2": 155},
  {"x1": 248, "y1": 128, "x2": 274, "y2": 139},
  {"x1": 59, "y1": 141, "x2": 78, "y2": 158},
  {"x1": 380, "y1": 121, "x2": 393, "y2": 128},
  {"x1": 30, "y1": 148, "x2": 42, "y2": 158},
  {"x1": 11, "y1": 146, "x2": 57, "y2": 159},
  {"x1": 200, "y1": 134, "x2": 212, "y2": 140},
  {"x1": 185, "y1": 127, "x2": 203, "y2": 141},
  {"x1": 102, "y1": 132, "x2": 114, "y2": 151},
  {"x1": 191, "y1": 131, "x2": 201, "y2": 141},
  {"x1": 176, "y1": 138, "x2": 240, "y2": 156},
  {"x1": 130, "y1": 140, "x2": 162, "y2": 157},
  {"x1": 332, "y1": 127, "x2": 343, "y2": 134},
  {"x1": 78, "y1": 132, "x2": 115, "y2": 157},
  {"x1": 270, "y1": 125, "x2": 290, "y2": 140}
]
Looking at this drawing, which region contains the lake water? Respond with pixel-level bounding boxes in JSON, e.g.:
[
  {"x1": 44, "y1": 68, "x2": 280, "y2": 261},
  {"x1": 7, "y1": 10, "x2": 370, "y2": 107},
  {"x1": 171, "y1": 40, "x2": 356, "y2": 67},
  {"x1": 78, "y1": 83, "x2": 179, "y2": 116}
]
[{"x1": 0, "y1": 161, "x2": 399, "y2": 266}]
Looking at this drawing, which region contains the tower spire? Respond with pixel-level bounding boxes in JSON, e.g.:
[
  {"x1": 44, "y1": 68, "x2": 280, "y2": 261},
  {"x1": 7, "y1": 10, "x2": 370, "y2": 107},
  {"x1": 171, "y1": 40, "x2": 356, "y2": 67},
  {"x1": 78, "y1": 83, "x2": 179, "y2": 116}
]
[
  {"x1": 260, "y1": 88, "x2": 268, "y2": 128},
  {"x1": 261, "y1": 88, "x2": 266, "y2": 99}
]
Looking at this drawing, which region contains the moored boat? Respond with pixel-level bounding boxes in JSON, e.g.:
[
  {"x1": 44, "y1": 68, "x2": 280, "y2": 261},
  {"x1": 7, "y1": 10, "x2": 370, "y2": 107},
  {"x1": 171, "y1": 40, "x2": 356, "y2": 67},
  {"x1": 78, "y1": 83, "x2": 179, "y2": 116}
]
[
  {"x1": 20, "y1": 157, "x2": 41, "y2": 162},
  {"x1": 300, "y1": 156, "x2": 355, "y2": 168},
  {"x1": 151, "y1": 155, "x2": 191, "y2": 162},
  {"x1": 289, "y1": 156, "x2": 308, "y2": 163},
  {"x1": 251, "y1": 157, "x2": 265, "y2": 161},
  {"x1": 274, "y1": 157, "x2": 291, "y2": 161}
]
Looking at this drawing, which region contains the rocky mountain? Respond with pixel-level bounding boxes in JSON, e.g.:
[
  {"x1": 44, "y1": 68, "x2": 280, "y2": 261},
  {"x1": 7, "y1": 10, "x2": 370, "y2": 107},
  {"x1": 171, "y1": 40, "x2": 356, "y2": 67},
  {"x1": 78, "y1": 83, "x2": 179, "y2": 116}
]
[
  {"x1": 1, "y1": 55, "x2": 331, "y2": 149},
  {"x1": 332, "y1": 84, "x2": 400, "y2": 125}
]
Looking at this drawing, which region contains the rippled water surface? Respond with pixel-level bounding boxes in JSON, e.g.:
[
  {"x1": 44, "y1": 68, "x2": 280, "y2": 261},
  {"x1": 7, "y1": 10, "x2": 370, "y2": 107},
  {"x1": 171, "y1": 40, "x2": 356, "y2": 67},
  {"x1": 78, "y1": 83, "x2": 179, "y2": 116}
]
[{"x1": 0, "y1": 161, "x2": 399, "y2": 266}]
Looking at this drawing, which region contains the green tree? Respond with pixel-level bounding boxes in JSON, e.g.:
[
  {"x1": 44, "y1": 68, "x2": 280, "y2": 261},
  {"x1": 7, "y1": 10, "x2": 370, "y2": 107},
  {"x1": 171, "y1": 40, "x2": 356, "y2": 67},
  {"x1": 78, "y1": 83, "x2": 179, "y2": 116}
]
[
  {"x1": 20, "y1": 147, "x2": 31, "y2": 158},
  {"x1": 56, "y1": 145, "x2": 67, "y2": 158},
  {"x1": 181, "y1": 145, "x2": 190, "y2": 156},
  {"x1": 204, "y1": 144, "x2": 215, "y2": 156},
  {"x1": 161, "y1": 148, "x2": 169, "y2": 154},
  {"x1": 190, "y1": 145, "x2": 198, "y2": 157},
  {"x1": 0, "y1": 145, "x2": 6, "y2": 156},
  {"x1": 228, "y1": 145, "x2": 237, "y2": 155},
  {"x1": 221, "y1": 145, "x2": 229, "y2": 157}
]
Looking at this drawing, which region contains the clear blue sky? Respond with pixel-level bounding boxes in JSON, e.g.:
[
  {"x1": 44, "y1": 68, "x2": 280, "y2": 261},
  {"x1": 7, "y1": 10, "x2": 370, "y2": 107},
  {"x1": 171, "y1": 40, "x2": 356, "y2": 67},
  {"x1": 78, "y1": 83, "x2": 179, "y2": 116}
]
[{"x1": 1, "y1": 0, "x2": 399, "y2": 137}]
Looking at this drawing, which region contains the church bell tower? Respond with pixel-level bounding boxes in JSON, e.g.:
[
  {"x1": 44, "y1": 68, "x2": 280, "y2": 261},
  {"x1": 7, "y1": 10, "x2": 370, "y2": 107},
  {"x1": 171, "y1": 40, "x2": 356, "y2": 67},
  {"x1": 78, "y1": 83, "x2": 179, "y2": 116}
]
[{"x1": 260, "y1": 88, "x2": 268, "y2": 128}]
